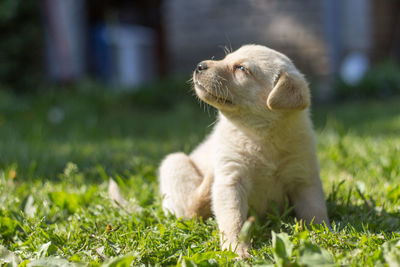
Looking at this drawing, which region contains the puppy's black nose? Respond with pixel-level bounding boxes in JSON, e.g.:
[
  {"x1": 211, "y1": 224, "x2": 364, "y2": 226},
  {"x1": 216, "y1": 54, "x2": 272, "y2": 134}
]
[{"x1": 196, "y1": 61, "x2": 208, "y2": 73}]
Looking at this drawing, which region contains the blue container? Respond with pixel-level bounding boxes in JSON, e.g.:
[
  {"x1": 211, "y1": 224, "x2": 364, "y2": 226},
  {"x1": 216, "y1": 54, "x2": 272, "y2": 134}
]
[{"x1": 91, "y1": 23, "x2": 158, "y2": 90}]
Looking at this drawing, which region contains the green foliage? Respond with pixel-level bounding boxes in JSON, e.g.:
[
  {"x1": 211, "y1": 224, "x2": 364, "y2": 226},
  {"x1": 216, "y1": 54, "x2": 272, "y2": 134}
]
[
  {"x1": 179, "y1": 251, "x2": 237, "y2": 266},
  {"x1": 271, "y1": 232, "x2": 293, "y2": 265},
  {"x1": 0, "y1": 217, "x2": 18, "y2": 240},
  {"x1": 0, "y1": 0, "x2": 42, "y2": 91},
  {"x1": 0, "y1": 82, "x2": 400, "y2": 266},
  {"x1": 271, "y1": 231, "x2": 334, "y2": 267},
  {"x1": 126, "y1": 77, "x2": 195, "y2": 109},
  {"x1": 337, "y1": 61, "x2": 400, "y2": 100}
]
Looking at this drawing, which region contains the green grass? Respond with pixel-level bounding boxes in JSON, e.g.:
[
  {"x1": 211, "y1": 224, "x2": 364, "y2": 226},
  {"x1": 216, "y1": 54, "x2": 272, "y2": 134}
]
[{"x1": 0, "y1": 81, "x2": 400, "y2": 266}]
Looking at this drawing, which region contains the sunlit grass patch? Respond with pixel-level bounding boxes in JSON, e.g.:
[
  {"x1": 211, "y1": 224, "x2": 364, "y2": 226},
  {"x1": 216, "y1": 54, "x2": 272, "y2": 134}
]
[{"x1": 0, "y1": 85, "x2": 399, "y2": 266}]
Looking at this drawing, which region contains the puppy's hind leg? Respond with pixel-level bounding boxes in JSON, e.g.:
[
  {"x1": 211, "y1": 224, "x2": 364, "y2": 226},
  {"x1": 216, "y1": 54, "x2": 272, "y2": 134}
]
[{"x1": 159, "y1": 152, "x2": 213, "y2": 218}]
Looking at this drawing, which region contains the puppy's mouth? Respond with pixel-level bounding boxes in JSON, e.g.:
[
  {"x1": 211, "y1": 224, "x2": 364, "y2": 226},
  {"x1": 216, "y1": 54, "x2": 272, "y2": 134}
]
[{"x1": 194, "y1": 80, "x2": 233, "y2": 105}]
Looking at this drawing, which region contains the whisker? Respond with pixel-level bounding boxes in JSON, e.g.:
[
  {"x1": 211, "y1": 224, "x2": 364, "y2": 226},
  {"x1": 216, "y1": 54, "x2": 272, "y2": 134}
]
[
  {"x1": 221, "y1": 35, "x2": 233, "y2": 55},
  {"x1": 217, "y1": 82, "x2": 227, "y2": 103},
  {"x1": 207, "y1": 117, "x2": 218, "y2": 128},
  {"x1": 224, "y1": 85, "x2": 233, "y2": 100},
  {"x1": 215, "y1": 75, "x2": 232, "y2": 104},
  {"x1": 186, "y1": 76, "x2": 194, "y2": 86},
  {"x1": 224, "y1": 46, "x2": 230, "y2": 55}
]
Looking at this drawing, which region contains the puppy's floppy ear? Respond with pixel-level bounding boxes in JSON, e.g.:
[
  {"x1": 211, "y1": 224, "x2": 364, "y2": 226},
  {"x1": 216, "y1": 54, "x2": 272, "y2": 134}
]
[{"x1": 266, "y1": 72, "x2": 310, "y2": 110}]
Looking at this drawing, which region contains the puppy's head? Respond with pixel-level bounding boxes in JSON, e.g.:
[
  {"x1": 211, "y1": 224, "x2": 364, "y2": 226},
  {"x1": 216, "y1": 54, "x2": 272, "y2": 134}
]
[{"x1": 193, "y1": 45, "x2": 310, "y2": 116}]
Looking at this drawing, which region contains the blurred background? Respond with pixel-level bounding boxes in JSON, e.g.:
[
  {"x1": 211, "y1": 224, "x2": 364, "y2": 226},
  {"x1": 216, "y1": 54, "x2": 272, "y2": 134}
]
[
  {"x1": 2, "y1": 1, "x2": 400, "y2": 264},
  {"x1": 1, "y1": 0, "x2": 400, "y2": 178},
  {"x1": 1, "y1": 0, "x2": 400, "y2": 99}
]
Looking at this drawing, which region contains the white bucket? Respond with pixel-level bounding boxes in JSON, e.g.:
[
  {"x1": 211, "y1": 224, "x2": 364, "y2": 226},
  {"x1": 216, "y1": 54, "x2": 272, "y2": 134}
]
[{"x1": 105, "y1": 24, "x2": 157, "y2": 89}]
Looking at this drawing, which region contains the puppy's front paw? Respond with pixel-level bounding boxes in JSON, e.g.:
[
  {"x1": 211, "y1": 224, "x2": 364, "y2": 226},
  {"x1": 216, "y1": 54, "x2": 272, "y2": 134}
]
[
  {"x1": 235, "y1": 245, "x2": 251, "y2": 259},
  {"x1": 222, "y1": 242, "x2": 251, "y2": 259}
]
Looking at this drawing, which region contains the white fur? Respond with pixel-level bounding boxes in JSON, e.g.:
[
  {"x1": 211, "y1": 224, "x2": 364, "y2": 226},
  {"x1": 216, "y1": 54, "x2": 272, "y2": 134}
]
[{"x1": 158, "y1": 45, "x2": 329, "y2": 258}]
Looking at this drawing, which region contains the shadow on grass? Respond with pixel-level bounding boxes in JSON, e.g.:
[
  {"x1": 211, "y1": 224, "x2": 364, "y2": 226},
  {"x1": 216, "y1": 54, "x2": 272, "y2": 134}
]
[
  {"x1": 0, "y1": 84, "x2": 216, "y2": 179},
  {"x1": 240, "y1": 181, "x2": 400, "y2": 251},
  {"x1": 1, "y1": 81, "x2": 399, "y2": 183},
  {"x1": 327, "y1": 201, "x2": 400, "y2": 234},
  {"x1": 326, "y1": 181, "x2": 400, "y2": 234},
  {"x1": 313, "y1": 98, "x2": 400, "y2": 138}
]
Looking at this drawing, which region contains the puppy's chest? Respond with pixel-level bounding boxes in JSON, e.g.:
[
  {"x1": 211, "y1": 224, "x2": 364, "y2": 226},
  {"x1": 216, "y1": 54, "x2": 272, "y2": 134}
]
[
  {"x1": 214, "y1": 129, "x2": 293, "y2": 214},
  {"x1": 241, "y1": 140, "x2": 280, "y2": 178},
  {"x1": 219, "y1": 133, "x2": 282, "y2": 179},
  {"x1": 238, "y1": 141, "x2": 289, "y2": 213}
]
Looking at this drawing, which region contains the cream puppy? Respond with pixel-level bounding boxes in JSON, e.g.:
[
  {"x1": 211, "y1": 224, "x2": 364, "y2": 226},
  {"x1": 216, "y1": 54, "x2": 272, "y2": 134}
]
[{"x1": 159, "y1": 44, "x2": 329, "y2": 258}]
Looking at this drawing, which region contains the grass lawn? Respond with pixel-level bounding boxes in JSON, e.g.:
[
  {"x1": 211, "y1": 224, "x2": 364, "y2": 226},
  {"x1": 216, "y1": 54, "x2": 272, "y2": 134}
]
[{"x1": 0, "y1": 81, "x2": 400, "y2": 266}]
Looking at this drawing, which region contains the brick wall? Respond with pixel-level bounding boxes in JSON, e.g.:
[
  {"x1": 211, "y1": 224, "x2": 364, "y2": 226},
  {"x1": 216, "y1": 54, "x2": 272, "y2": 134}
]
[
  {"x1": 162, "y1": 0, "x2": 331, "y2": 80},
  {"x1": 371, "y1": 0, "x2": 400, "y2": 63}
]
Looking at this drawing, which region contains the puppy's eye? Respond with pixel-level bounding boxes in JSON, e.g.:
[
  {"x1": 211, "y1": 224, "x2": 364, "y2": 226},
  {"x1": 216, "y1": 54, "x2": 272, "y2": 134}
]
[{"x1": 234, "y1": 65, "x2": 246, "y2": 72}]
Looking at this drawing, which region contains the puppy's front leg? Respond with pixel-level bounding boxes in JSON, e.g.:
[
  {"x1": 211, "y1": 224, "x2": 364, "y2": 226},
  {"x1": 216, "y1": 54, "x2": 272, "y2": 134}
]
[
  {"x1": 290, "y1": 180, "x2": 330, "y2": 228},
  {"x1": 212, "y1": 174, "x2": 250, "y2": 258}
]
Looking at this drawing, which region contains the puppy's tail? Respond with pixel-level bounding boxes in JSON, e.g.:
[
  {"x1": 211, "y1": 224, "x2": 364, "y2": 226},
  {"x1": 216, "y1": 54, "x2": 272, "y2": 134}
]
[{"x1": 108, "y1": 178, "x2": 142, "y2": 212}]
